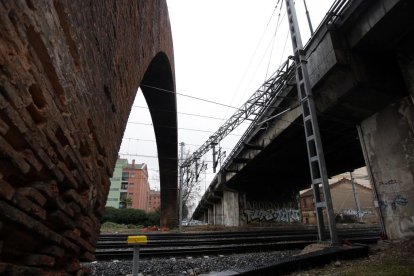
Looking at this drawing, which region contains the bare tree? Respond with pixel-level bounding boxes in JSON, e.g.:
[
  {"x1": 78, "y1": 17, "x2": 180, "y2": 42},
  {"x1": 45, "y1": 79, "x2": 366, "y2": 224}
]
[{"x1": 179, "y1": 148, "x2": 205, "y2": 219}]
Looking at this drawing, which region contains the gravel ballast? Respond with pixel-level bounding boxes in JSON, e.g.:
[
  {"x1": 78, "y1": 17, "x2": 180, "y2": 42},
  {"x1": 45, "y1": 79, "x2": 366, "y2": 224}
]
[{"x1": 84, "y1": 250, "x2": 299, "y2": 275}]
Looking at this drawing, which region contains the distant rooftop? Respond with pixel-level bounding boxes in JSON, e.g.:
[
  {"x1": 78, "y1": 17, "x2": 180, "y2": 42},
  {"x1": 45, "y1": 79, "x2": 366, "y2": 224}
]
[{"x1": 116, "y1": 158, "x2": 146, "y2": 170}]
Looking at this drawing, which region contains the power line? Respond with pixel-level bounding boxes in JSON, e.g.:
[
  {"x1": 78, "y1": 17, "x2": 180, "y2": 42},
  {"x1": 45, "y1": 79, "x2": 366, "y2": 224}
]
[
  {"x1": 119, "y1": 152, "x2": 175, "y2": 160},
  {"x1": 141, "y1": 84, "x2": 239, "y2": 110},
  {"x1": 235, "y1": 9, "x2": 288, "y2": 111},
  {"x1": 126, "y1": 121, "x2": 244, "y2": 136},
  {"x1": 223, "y1": 2, "x2": 280, "y2": 120},
  {"x1": 265, "y1": 2, "x2": 284, "y2": 79},
  {"x1": 132, "y1": 105, "x2": 244, "y2": 122},
  {"x1": 122, "y1": 137, "x2": 233, "y2": 150},
  {"x1": 119, "y1": 152, "x2": 215, "y2": 163}
]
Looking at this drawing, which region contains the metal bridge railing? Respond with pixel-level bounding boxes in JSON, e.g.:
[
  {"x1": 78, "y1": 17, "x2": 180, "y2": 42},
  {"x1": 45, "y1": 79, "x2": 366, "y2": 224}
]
[
  {"x1": 304, "y1": 0, "x2": 353, "y2": 50},
  {"x1": 181, "y1": 58, "x2": 295, "y2": 169},
  {"x1": 220, "y1": 59, "x2": 296, "y2": 171}
]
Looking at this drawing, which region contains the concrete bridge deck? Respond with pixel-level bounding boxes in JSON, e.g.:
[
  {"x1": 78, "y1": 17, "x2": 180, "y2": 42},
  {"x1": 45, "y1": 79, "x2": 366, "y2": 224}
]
[{"x1": 193, "y1": 0, "x2": 414, "y2": 242}]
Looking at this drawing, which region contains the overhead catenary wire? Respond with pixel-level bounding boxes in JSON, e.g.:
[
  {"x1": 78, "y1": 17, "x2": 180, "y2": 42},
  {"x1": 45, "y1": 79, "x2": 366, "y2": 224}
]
[
  {"x1": 119, "y1": 152, "x2": 215, "y2": 164},
  {"x1": 126, "y1": 121, "x2": 244, "y2": 137},
  {"x1": 222, "y1": 1, "x2": 281, "y2": 121},
  {"x1": 137, "y1": 84, "x2": 292, "y2": 114},
  {"x1": 140, "y1": 84, "x2": 239, "y2": 110},
  {"x1": 121, "y1": 1, "x2": 355, "y2": 204},
  {"x1": 265, "y1": 1, "x2": 284, "y2": 80},
  {"x1": 122, "y1": 137, "x2": 232, "y2": 150},
  {"x1": 132, "y1": 105, "x2": 252, "y2": 123},
  {"x1": 181, "y1": 59, "x2": 296, "y2": 168},
  {"x1": 235, "y1": 8, "x2": 288, "y2": 110}
]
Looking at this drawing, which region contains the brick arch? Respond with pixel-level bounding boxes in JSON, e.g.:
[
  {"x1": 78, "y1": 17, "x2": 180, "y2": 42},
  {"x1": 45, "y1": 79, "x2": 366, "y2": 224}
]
[
  {"x1": 140, "y1": 52, "x2": 178, "y2": 228},
  {"x1": 0, "y1": 0, "x2": 176, "y2": 274}
]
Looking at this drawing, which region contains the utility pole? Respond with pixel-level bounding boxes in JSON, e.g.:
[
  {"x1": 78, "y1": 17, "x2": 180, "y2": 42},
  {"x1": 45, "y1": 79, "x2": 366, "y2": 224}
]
[
  {"x1": 178, "y1": 142, "x2": 185, "y2": 231},
  {"x1": 302, "y1": 0, "x2": 314, "y2": 35},
  {"x1": 284, "y1": 0, "x2": 338, "y2": 244},
  {"x1": 350, "y1": 171, "x2": 362, "y2": 222}
]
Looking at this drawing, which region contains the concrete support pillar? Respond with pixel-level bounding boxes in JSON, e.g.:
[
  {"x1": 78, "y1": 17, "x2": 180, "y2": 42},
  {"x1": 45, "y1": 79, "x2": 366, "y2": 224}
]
[
  {"x1": 203, "y1": 211, "x2": 208, "y2": 224},
  {"x1": 223, "y1": 190, "x2": 239, "y2": 226},
  {"x1": 208, "y1": 206, "x2": 214, "y2": 224},
  {"x1": 213, "y1": 204, "x2": 216, "y2": 225},
  {"x1": 214, "y1": 200, "x2": 223, "y2": 225},
  {"x1": 359, "y1": 97, "x2": 414, "y2": 239}
]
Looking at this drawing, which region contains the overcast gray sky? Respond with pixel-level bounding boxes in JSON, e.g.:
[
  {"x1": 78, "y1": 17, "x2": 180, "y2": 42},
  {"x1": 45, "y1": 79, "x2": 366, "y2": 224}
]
[{"x1": 119, "y1": 1, "x2": 335, "y2": 199}]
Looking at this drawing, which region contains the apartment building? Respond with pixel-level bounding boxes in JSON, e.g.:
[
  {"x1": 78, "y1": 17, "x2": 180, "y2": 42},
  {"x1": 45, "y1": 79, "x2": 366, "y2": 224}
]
[
  {"x1": 106, "y1": 158, "x2": 150, "y2": 211},
  {"x1": 148, "y1": 190, "x2": 161, "y2": 212}
]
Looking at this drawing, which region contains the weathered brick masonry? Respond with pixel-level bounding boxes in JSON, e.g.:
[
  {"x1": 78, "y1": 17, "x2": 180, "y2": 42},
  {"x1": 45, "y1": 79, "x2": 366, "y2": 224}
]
[{"x1": 0, "y1": 0, "x2": 176, "y2": 274}]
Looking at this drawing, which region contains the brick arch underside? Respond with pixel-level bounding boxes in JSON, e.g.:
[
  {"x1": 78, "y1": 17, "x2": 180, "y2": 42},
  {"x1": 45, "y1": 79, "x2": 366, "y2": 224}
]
[{"x1": 0, "y1": 0, "x2": 176, "y2": 274}]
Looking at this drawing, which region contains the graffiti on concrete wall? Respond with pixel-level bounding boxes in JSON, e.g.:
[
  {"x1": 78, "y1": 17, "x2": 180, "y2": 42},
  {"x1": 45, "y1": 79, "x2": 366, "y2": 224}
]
[
  {"x1": 242, "y1": 202, "x2": 300, "y2": 223},
  {"x1": 392, "y1": 195, "x2": 408, "y2": 209},
  {"x1": 377, "y1": 178, "x2": 409, "y2": 210},
  {"x1": 379, "y1": 195, "x2": 408, "y2": 210},
  {"x1": 243, "y1": 208, "x2": 300, "y2": 223},
  {"x1": 378, "y1": 179, "x2": 401, "y2": 186},
  {"x1": 340, "y1": 209, "x2": 371, "y2": 218}
]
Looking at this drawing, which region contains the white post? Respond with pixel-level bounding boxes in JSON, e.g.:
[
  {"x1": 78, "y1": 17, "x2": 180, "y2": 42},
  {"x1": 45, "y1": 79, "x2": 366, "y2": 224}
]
[
  {"x1": 132, "y1": 245, "x2": 140, "y2": 276},
  {"x1": 127, "y1": 235, "x2": 147, "y2": 276}
]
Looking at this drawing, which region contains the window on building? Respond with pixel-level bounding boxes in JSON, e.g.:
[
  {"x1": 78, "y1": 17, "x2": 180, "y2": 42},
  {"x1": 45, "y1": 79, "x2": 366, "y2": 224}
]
[
  {"x1": 129, "y1": 183, "x2": 134, "y2": 188},
  {"x1": 121, "y1": 183, "x2": 128, "y2": 190},
  {"x1": 122, "y1": 172, "x2": 129, "y2": 181},
  {"x1": 120, "y1": 192, "x2": 127, "y2": 201},
  {"x1": 130, "y1": 173, "x2": 135, "y2": 178},
  {"x1": 107, "y1": 198, "x2": 118, "y2": 201}
]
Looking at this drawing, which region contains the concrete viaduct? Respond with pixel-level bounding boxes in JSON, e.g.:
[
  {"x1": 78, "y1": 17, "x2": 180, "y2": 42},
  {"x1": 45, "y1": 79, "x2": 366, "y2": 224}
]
[
  {"x1": 0, "y1": 0, "x2": 177, "y2": 274},
  {"x1": 193, "y1": 0, "x2": 414, "y2": 241},
  {"x1": 0, "y1": 0, "x2": 413, "y2": 274}
]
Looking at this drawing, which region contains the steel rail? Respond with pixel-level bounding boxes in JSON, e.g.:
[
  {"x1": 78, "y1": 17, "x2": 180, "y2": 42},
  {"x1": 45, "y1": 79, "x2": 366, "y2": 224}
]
[
  {"x1": 95, "y1": 241, "x2": 312, "y2": 260},
  {"x1": 94, "y1": 227, "x2": 382, "y2": 260}
]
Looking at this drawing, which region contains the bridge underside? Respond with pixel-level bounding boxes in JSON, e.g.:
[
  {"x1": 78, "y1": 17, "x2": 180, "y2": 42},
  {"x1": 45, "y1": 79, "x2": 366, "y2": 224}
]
[
  {"x1": 226, "y1": 116, "x2": 365, "y2": 198},
  {"x1": 0, "y1": 0, "x2": 177, "y2": 274},
  {"x1": 194, "y1": 0, "x2": 414, "y2": 237}
]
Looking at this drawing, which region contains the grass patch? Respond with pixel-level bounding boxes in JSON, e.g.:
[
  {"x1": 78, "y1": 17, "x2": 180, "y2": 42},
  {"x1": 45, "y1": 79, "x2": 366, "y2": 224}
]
[
  {"x1": 100, "y1": 221, "x2": 144, "y2": 233},
  {"x1": 343, "y1": 262, "x2": 414, "y2": 275}
]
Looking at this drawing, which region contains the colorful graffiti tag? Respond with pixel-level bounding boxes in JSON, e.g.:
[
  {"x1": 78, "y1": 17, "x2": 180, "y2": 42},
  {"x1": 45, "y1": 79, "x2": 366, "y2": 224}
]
[{"x1": 243, "y1": 208, "x2": 300, "y2": 223}]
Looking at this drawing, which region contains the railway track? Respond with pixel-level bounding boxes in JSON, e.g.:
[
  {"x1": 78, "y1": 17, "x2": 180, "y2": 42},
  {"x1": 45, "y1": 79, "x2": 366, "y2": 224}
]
[{"x1": 95, "y1": 227, "x2": 381, "y2": 260}]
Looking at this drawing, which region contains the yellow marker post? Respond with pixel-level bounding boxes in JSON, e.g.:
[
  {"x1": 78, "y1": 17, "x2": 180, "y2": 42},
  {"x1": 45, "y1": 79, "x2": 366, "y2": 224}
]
[{"x1": 127, "y1": 236, "x2": 147, "y2": 276}]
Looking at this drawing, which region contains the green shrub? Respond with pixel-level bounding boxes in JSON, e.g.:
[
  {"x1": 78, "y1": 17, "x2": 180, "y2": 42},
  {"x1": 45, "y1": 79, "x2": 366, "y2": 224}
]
[
  {"x1": 145, "y1": 209, "x2": 161, "y2": 226},
  {"x1": 102, "y1": 207, "x2": 160, "y2": 226}
]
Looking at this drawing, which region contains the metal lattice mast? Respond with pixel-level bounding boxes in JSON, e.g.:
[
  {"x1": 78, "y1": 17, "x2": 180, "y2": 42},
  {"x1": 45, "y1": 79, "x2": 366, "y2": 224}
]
[
  {"x1": 181, "y1": 59, "x2": 293, "y2": 168},
  {"x1": 284, "y1": 0, "x2": 338, "y2": 244}
]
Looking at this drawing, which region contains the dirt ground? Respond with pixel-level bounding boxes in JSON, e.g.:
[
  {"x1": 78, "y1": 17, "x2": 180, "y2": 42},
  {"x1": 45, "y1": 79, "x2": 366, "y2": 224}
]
[
  {"x1": 287, "y1": 237, "x2": 414, "y2": 275},
  {"x1": 100, "y1": 223, "x2": 414, "y2": 275}
]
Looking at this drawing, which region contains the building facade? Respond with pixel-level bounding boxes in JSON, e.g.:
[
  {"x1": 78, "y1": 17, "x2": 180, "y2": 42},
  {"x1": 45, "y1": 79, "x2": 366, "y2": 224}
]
[
  {"x1": 148, "y1": 190, "x2": 161, "y2": 212},
  {"x1": 106, "y1": 158, "x2": 128, "y2": 208},
  {"x1": 106, "y1": 158, "x2": 150, "y2": 211},
  {"x1": 300, "y1": 178, "x2": 379, "y2": 225},
  {"x1": 123, "y1": 161, "x2": 150, "y2": 211}
]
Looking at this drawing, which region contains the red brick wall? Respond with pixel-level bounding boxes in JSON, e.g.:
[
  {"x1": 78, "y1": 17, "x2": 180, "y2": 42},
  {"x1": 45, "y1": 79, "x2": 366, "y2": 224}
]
[
  {"x1": 149, "y1": 190, "x2": 161, "y2": 211},
  {"x1": 0, "y1": 0, "x2": 174, "y2": 273}
]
